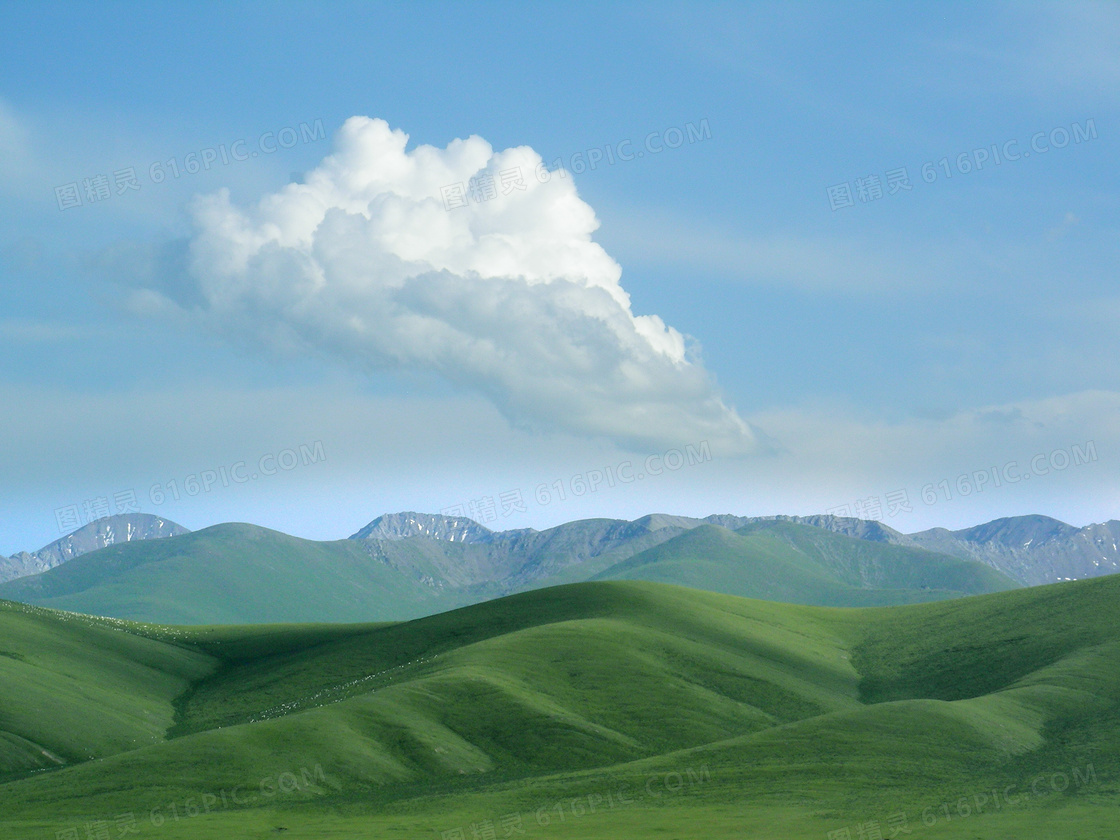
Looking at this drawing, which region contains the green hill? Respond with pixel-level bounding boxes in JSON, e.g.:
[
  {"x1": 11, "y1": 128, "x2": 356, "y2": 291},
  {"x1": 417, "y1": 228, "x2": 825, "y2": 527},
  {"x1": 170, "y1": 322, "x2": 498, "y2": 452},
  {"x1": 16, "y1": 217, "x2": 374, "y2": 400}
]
[
  {"x1": 590, "y1": 522, "x2": 1019, "y2": 605},
  {"x1": 1, "y1": 576, "x2": 1118, "y2": 838},
  {"x1": 0, "y1": 601, "x2": 213, "y2": 781}
]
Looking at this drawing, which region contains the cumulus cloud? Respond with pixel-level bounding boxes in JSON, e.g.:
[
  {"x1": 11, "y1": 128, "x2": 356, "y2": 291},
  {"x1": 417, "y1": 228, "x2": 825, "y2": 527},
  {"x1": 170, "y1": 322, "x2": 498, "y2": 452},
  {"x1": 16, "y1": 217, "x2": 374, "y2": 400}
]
[{"x1": 136, "y1": 117, "x2": 754, "y2": 454}]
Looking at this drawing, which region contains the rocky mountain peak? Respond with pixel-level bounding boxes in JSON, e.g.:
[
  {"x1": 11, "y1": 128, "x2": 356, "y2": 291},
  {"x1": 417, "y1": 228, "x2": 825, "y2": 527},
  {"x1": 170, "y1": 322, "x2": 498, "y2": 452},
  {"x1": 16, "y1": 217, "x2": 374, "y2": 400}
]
[
  {"x1": 348, "y1": 511, "x2": 494, "y2": 543},
  {"x1": 1, "y1": 513, "x2": 189, "y2": 584}
]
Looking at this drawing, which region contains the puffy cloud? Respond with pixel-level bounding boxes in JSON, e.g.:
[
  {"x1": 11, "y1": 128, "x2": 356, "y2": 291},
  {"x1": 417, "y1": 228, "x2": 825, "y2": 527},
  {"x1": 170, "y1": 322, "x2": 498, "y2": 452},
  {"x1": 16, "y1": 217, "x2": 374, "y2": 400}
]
[{"x1": 147, "y1": 117, "x2": 754, "y2": 453}]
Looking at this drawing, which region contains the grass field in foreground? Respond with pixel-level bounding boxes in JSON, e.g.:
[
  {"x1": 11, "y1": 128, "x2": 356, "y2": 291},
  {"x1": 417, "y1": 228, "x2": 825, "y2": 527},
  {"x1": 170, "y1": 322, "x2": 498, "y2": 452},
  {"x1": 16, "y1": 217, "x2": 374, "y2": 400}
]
[{"x1": 1, "y1": 574, "x2": 1117, "y2": 839}]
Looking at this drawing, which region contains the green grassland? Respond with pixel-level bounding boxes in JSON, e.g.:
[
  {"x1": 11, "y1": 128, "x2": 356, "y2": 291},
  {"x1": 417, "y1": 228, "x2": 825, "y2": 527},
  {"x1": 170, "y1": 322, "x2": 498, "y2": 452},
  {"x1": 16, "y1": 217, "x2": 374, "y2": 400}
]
[{"x1": 1, "y1": 575, "x2": 1117, "y2": 839}]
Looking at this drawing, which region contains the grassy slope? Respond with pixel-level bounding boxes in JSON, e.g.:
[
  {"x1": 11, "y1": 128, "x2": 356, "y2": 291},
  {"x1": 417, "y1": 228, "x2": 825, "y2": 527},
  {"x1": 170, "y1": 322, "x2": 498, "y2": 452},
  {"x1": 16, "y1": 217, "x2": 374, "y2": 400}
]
[
  {"x1": 0, "y1": 601, "x2": 214, "y2": 781},
  {"x1": 1, "y1": 574, "x2": 1118, "y2": 838}
]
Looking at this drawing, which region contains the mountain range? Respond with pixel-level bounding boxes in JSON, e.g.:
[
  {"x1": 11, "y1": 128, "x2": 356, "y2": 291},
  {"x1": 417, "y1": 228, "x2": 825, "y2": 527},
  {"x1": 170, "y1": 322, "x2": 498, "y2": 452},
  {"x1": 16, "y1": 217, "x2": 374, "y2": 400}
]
[
  {"x1": 653, "y1": 512, "x2": 1120, "y2": 585},
  {"x1": 900, "y1": 515, "x2": 1120, "y2": 585},
  {"x1": 1, "y1": 510, "x2": 1115, "y2": 625},
  {"x1": 0, "y1": 512, "x2": 1014, "y2": 624}
]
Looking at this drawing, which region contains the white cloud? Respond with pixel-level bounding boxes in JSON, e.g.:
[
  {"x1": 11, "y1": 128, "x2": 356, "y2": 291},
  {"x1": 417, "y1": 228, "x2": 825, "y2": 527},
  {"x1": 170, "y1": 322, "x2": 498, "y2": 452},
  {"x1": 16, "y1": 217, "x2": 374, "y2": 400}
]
[{"x1": 136, "y1": 117, "x2": 754, "y2": 454}]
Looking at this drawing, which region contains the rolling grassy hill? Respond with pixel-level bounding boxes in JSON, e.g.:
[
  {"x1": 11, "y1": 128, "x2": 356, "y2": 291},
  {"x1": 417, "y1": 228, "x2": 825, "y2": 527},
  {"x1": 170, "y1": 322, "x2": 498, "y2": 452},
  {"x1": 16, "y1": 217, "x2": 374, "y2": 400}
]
[
  {"x1": 0, "y1": 519, "x2": 1019, "y2": 624},
  {"x1": 0, "y1": 601, "x2": 212, "y2": 781},
  {"x1": 1, "y1": 575, "x2": 1118, "y2": 838}
]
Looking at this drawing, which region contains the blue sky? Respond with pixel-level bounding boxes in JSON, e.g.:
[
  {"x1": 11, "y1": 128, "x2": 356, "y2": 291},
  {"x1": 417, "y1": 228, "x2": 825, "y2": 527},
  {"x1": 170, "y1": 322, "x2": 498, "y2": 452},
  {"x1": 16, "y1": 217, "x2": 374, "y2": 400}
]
[{"x1": 1, "y1": 1, "x2": 1118, "y2": 554}]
